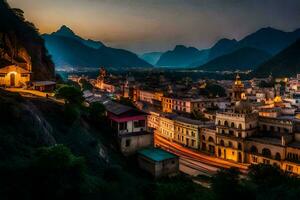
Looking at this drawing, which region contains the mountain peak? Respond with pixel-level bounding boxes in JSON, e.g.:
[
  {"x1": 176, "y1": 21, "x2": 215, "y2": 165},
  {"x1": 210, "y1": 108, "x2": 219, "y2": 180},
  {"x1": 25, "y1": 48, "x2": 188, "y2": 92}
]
[{"x1": 54, "y1": 25, "x2": 76, "y2": 37}]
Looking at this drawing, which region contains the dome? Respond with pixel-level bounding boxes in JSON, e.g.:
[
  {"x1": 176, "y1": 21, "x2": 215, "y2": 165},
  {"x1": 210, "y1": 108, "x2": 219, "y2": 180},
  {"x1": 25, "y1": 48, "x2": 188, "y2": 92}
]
[{"x1": 234, "y1": 100, "x2": 252, "y2": 114}]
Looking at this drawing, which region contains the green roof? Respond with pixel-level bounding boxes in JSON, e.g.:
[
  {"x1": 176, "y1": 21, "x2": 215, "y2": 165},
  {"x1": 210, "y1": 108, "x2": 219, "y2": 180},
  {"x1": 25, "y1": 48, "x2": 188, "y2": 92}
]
[{"x1": 138, "y1": 148, "x2": 177, "y2": 162}]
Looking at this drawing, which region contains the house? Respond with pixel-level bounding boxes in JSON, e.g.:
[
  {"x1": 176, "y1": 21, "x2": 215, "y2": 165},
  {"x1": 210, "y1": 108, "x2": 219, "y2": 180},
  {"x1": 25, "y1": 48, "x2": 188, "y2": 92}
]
[
  {"x1": 105, "y1": 101, "x2": 153, "y2": 155},
  {"x1": 0, "y1": 65, "x2": 31, "y2": 87},
  {"x1": 32, "y1": 81, "x2": 56, "y2": 92},
  {"x1": 137, "y1": 148, "x2": 179, "y2": 178}
]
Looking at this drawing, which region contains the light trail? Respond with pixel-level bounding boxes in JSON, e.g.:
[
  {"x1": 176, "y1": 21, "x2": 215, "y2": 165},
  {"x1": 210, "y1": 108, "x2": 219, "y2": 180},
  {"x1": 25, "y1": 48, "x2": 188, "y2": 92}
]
[{"x1": 154, "y1": 133, "x2": 249, "y2": 175}]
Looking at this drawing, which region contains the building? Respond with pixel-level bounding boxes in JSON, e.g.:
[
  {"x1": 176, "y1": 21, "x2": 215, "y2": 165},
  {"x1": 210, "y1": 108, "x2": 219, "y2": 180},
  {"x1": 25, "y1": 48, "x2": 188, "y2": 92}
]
[
  {"x1": 162, "y1": 96, "x2": 191, "y2": 113},
  {"x1": 137, "y1": 148, "x2": 179, "y2": 178},
  {"x1": 229, "y1": 74, "x2": 246, "y2": 102},
  {"x1": 215, "y1": 101, "x2": 258, "y2": 163},
  {"x1": 105, "y1": 101, "x2": 153, "y2": 155},
  {"x1": 0, "y1": 65, "x2": 31, "y2": 87},
  {"x1": 32, "y1": 81, "x2": 56, "y2": 92}
]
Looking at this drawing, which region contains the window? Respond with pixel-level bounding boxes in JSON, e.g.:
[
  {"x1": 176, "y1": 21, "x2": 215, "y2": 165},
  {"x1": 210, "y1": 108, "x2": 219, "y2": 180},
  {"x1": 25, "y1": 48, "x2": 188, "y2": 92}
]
[
  {"x1": 275, "y1": 153, "x2": 281, "y2": 160},
  {"x1": 224, "y1": 121, "x2": 228, "y2": 126},
  {"x1": 287, "y1": 165, "x2": 293, "y2": 172},
  {"x1": 21, "y1": 74, "x2": 28, "y2": 77},
  {"x1": 263, "y1": 159, "x2": 270, "y2": 164},
  {"x1": 252, "y1": 156, "x2": 258, "y2": 163},
  {"x1": 218, "y1": 120, "x2": 221, "y2": 125},
  {"x1": 202, "y1": 135, "x2": 206, "y2": 141},
  {"x1": 125, "y1": 139, "x2": 131, "y2": 147},
  {"x1": 238, "y1": 143, "x2": 242, "y2": 150},
  {"x1": 238, "y1": 124, "x2": 242, "y2": 129},
  {"x1": 134, "y1": 120, "x2": 145, "y2": 128},
  {"x1": 119, "y1": 122, "x2": 127, "y2": 130},
  {"x1": 220, "y1": 140, "x2": 225, "y2": 146},
  {"x1": 262, "y1": 148, "x2": 271, "y2": 158},
  {"x1": 0, "y1": 74, "x2": 5, "y2": 77},
  {"x1": 208, "y1": 136, "x2": 214, "y2": 143},
  {"x1": 250, "y1": 146, "x2": 258, "y2": 154},
  {"x1": 228, "y1": 141, "x2": 233, "y2": 147},
  {"x1": 231, "y1": 122, "x2": 235, "y2": 128}
]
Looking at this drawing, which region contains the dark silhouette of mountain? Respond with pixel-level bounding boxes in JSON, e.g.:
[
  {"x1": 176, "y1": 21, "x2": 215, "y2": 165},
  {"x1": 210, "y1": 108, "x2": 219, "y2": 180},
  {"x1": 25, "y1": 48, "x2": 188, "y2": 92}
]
[
  {"x1": 192, "y1": 27, "x2": 300, "y2": 71},
  {"x1": 140, "y1": 52, "x2": 163, "y2": 65},
  {"x1": 0, "y1": 0, "x2": 54, "y2": 80},
  {"x1": 156, "y1": 45, "x2": 209, "y2": 67},
  {"x1": 238, "y1": 27, "x2": 300, "y2": 55},
  {"x1": 208, "y1": 38, "x2": 238, "y2": 60},
  {"x1": 254, "y1": 39, "x2": 300, "y2": 77},
  {"x1": 43, "y1": 27, "x2": 152, "y2": 69},
  {"x1": 52, "y1": 25, "x2": 104, "y2": 49},
  {"x1": 198, "y1": 47, "x2": 271, "y2": 71}
]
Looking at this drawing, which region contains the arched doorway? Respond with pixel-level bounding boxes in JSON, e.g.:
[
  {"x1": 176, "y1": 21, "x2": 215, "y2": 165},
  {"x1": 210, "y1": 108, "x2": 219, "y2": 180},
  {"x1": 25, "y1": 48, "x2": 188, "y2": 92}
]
[{"x1": 10, "y1": 73, "x2": 15, "y2": 87}]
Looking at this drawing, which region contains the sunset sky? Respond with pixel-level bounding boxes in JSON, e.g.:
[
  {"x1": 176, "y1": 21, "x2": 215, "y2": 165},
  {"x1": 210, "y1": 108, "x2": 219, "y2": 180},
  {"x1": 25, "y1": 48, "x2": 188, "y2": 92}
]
[{"x1": 8, "y1": 0, "x2": 300, "y2": 53}]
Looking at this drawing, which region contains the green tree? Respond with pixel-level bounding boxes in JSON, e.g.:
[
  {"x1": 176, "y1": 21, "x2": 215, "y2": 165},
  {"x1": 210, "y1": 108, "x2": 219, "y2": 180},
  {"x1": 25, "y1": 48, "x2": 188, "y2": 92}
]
[
  {"x1": 89, "y1": 102, "x2": 106, "y2": 123},
  {"x1": 55, "y1": 86, "x2": 84, "y2": 105}
]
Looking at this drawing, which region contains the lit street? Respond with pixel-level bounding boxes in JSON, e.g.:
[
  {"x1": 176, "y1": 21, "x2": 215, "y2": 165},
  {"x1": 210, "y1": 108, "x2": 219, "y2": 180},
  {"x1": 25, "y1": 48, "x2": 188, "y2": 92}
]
[{"x1": 154, "y1": 133, "x2": 249, "y2": 176}]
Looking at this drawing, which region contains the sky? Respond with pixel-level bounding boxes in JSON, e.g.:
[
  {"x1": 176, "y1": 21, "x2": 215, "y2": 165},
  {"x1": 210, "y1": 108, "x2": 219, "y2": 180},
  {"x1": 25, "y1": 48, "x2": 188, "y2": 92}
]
[{"x1": 8, "y1": 0, "x2": 300, "y2": 53}]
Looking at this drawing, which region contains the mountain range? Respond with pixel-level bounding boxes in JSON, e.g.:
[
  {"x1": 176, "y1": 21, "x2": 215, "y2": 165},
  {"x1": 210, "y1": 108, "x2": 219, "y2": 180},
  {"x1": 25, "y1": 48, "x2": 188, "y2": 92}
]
[
  {"x1": 139, "y1": 52, "x2": 163, "y2": 65},
  {"x1": 254, "y1": 39, "x2": 300, "y2": 77},
  {"x1": 43, "y1": 26, "x2": 152, "y2": 69},
  {"x1": 200, "y1": 47, "x2": 271, "y2": 71},
  {"x1": 145, "y1": 27, "x2": 300, "y2": 70}
]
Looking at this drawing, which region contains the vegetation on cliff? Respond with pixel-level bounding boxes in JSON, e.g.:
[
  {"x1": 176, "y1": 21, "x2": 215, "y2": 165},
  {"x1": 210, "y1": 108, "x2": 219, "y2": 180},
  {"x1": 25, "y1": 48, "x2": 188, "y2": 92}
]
[{"x1": 0, "y1": 0, "x2": 54, "y2": 80}]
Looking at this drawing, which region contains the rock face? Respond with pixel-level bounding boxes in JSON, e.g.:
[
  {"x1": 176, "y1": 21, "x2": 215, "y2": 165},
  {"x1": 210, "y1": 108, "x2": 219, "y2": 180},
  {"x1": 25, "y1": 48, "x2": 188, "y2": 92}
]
[{"x1": 0, "y1": 0, "x2": 55, "y2": 81}]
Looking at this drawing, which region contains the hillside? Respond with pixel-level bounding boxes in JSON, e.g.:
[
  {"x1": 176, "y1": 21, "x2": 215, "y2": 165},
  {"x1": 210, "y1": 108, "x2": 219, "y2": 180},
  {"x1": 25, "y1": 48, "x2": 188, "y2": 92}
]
[
  {"x1": 207, "y1": 38, "x2": 238, "y2": 61},
  {"x1": 254, "y1": 39, "x2": 300, "y2": 77},
  {"x1": 0, "y1": 0, "x2": 54, "y2": 80},
  {"x1": 156, "y1": 45, "x2": 209, "y2": 67},
  {"x1": 140, "y1": 52, "x2": 163, "y2": 65},
  {"x1": 198, "y1": 47, "x2": 271, "y2": 71},
  {"x1": 43, "y1": 26, "x2": 152, "y2": 69}
]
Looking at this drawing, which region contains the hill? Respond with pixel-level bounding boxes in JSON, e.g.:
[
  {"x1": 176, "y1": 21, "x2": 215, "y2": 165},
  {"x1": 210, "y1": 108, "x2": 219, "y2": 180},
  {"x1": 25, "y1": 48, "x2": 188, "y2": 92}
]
[
  {"x1": 156, "y1": 45, "x2": 209, "y2": 68},
  {"x1": 140, "y1": 52, "x2": 163, "y2": 65},
  {"x1": 43, "y1": 26, "x2": 152, "y2": 69},
  {"x1": 198, "y1": 47, "x2": 271, "y2": 71},
  {"x1": 0, "y1": 0, "x2": 54, "y2": 80},
  {"x1": 254, "y1": 39, "x2": 300, "y2": 77},
  {"x1": 207, "y1": 38, "x2": 238, "y2": 60}
]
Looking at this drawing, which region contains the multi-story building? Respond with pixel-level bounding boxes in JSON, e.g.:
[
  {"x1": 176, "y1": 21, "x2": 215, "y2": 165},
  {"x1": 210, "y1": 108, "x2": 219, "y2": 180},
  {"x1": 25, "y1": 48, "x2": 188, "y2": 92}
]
[
  {"x1": 162, "y1": 96, "x2": 191, "y2": 113},
  {"x1": 105, "y1": 101, "x2": 153, "y2": 155},
  {"x1": 215, "y1": 101, "x2": 258, "y2": 163}
]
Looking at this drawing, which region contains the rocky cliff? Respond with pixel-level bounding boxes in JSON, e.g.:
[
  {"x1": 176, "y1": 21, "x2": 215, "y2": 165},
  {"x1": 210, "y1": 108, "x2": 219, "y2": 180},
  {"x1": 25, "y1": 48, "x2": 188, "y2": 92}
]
[{"x1": 0, "y1": 0, "x2": 55, "y2": 81}]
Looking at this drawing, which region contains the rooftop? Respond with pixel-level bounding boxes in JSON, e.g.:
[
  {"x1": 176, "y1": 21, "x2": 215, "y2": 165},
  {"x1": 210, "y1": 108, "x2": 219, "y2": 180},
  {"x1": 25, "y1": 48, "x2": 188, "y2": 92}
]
[{"x1": 138, "y1": 148, "x2": 177, "y2": 162}]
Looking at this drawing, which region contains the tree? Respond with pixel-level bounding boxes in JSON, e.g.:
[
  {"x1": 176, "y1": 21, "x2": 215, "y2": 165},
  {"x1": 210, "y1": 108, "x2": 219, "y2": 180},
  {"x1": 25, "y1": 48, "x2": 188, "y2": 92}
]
[
  {"x1": 55, "y1": 86, "x2": 84, "y2": 105},
  {"x1": 89, "y1": 102, "x2": 106, "y2": 123}
]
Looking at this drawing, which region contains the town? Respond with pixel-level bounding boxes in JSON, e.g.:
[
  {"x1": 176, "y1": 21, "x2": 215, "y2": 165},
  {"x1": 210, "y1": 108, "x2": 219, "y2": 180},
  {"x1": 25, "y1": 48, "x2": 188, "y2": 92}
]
[{"x1": 67, "y1": 67, "x2": 300, "y2": 176}]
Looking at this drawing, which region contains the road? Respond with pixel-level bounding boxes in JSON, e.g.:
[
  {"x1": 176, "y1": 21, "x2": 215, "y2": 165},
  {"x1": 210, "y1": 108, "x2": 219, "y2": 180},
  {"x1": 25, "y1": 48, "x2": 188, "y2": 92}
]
[
  {"x1": 154, "y1": 133, "x2": 249, "y2": 176},
  {"x1": 5, "y1": 88, "x2": 65, "y2": 104}
]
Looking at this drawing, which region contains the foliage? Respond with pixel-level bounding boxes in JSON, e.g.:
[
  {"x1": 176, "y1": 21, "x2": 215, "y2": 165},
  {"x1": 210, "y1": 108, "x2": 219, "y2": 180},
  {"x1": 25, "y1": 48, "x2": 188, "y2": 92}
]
[
  {"x1": 79, "y1": 78, "x2": 93, "y2": 91},
  {"x1": 88, "y1": 102, "x2": 106, "y2": 123},
  {"x1": 55, "y1": 85, "x2": 84, "y2": 105}
]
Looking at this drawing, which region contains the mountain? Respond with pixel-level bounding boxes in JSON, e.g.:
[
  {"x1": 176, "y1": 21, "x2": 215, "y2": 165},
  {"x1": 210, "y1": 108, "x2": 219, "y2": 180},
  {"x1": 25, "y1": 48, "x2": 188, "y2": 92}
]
[
  {"x1": 0, "y1": 0, "x2": 54, "y2": 80},
  {"x1": 156, "y1": 45, "x2": 209, "y2": 68},
  {"x1": 238, "y1": 27, "x2": 300, "y2": 55},
  {"x1": 43, "y1": 26, "x2": 152, "y2": 69},
  {"x1": 140, "y1": 52, "x2": 163, "y2": 65},
  {"x1": 208, "y1": 38, "x2": 238, "y2": 60},
  {"x1": 198, "y1": 47, "x2": 271, "y2": 71},
  {"x1": 254, "y1": 39, "x2": 300, "y2": 77},
  {"x1": 52, "y1": 25, "x2": 104, "y2": 49}
]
